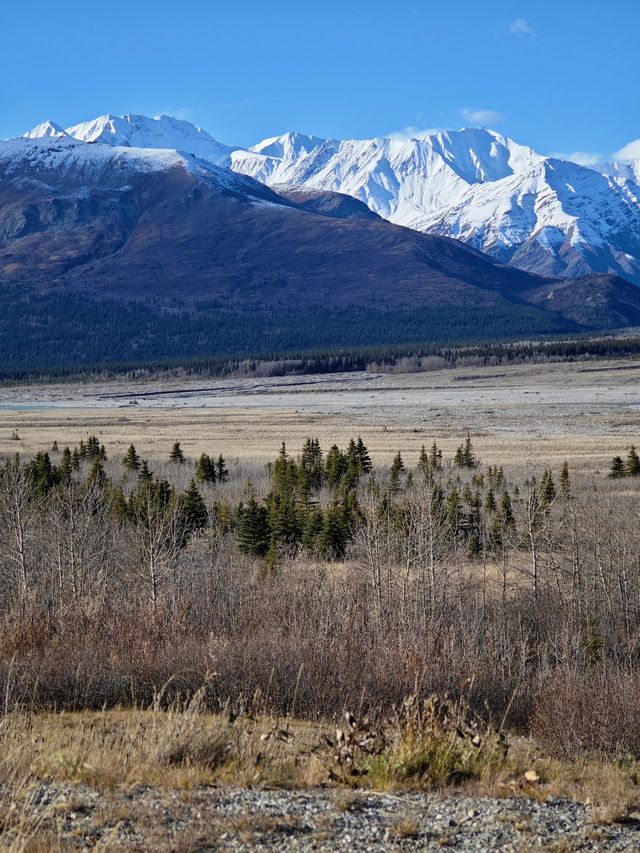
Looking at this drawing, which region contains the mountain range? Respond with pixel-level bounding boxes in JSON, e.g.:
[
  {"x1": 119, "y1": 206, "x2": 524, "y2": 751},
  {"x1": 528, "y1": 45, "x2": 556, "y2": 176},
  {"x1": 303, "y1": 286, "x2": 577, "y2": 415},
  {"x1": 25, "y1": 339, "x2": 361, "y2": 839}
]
[
  {"x1": 26, "y1": 113, "x2": 640, "y2": 285},
  {"x1": 1, "y1": 113, "x2": 640, "y2": 368}
]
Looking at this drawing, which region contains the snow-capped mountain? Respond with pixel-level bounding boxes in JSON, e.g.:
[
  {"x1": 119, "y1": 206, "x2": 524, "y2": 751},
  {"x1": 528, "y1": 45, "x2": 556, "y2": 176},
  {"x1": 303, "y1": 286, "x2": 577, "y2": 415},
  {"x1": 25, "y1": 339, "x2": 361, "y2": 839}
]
[
  {"x1": 24, "y1": 113, "x2": 236, "y2": 166},
  {"x1": 1, "y1": 134, "x2": 263, "y2": 200},
  {"x1": 23, "y1": 120, "x2": 67, "y2": 139},
  {"x1": 3, "y1": 117, "x2": 640, "y2": 369},
  {"x1": 14, "y1": 113, "x2": 640, "y2": 284},
  {"x1": 231, "y1": 129, "x2": 640, "y2": 284}
]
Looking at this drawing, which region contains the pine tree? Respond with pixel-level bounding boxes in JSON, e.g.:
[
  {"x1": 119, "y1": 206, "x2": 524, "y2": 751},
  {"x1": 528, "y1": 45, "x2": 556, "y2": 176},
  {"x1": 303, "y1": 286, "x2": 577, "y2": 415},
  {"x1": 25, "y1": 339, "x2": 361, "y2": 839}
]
[
  {"x1": 169, "y1": 442, "x2": 185, "y2": 464},
  {"x1": 610, "y1": 456, "x2": 625, "y2": 479},
  {"x1": 301, "y1": 438, "x2": 324, "y2": 491},
  {"x1": 195, "y1": 453, "x2": 216, "y2": 484},
  {"x1": 236, "y1": 495, "x2": 270, "y2": 557},
  {"x1": 87, "y1": 459, "x2": 107, "y2": 489},
  {"x1": 59, "y1": 447, "x2": 73, "y2": 483},
  {"x1": 324, "y1": 445, "x2": 347, "y2": 489},
  {"x1": 485, "y1": 487, "x2": 496, "y2": 513},
  {"x1": 355, "y1": 437, "x2": 372, "y2": 472},
  {"x1": 389, "y1": 452, "x2": 405, "y2": 494},
  {"x1": 123, "y1": 444, "x2": 141, "y2": 472},
  {"x1": 182, "y1": 479, "x2": 209, "y2": 535},
  {"x1": 215, "y1": 454, "x2": 229, "y2": 483},
  {"x1": 318, "y1": 501, "x2": 348, "y2": 560},
  {"x1": 139, "y1": 460, "x2": 153, "y2": 483},
  {"x1": 626, "y1": 445, "x2": 640, "y2": 477},
  {"x1": 540, "y1": 470, "x2": 556, "y2": 506}
]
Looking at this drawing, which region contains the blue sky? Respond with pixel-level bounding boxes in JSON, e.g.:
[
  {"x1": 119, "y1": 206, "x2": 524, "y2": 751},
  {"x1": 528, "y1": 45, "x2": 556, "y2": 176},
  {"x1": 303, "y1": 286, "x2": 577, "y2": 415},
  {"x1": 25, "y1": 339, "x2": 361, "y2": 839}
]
[{"x1": 2, "y1": 0, "x2": 638, "y2": 159}]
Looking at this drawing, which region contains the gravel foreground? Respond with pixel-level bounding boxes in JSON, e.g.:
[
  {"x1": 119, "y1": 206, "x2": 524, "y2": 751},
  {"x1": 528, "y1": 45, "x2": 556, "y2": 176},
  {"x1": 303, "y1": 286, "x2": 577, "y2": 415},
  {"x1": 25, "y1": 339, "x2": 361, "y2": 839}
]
[{"x1": 21, "y1": 784, "x2": 640, "y2": 850}]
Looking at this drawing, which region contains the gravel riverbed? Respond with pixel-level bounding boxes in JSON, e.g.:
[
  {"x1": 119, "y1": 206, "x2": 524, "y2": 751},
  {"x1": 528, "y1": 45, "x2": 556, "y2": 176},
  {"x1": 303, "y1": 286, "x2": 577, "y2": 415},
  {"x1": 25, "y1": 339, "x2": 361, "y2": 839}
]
[{"x1": 17, "y1": 784, "x2": 640, "y2": 850}]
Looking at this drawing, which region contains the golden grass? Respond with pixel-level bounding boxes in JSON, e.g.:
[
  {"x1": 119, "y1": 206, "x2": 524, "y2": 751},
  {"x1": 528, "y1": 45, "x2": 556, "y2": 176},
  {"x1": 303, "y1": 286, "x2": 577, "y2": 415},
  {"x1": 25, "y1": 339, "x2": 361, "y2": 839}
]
[
  {"x1": 0, "y1": 704, "x2": 638, "y2": 818},
  {"x1": 0, "y1": 707, "x2": 327, "y2": 792},
  {"x1": 0, "y1": 705, "x2": 640, "y2": 850},
  {"x1": 0, "y1": 358, "x2": 638, "y2": 469},
  {"x1": 0, "y1": 407, "x2": 636, "y2": 472}
]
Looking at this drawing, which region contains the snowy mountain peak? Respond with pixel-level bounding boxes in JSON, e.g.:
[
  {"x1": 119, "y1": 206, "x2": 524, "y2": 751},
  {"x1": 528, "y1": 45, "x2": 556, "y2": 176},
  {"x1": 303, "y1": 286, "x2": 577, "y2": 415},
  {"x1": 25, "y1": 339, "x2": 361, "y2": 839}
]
[
  {"x1": 64, "y1": 113, "x2": 236, "y2": 165},
  {"x1": 250, "y1": 131, "x2": 329, "y2": 160},
  {"x1": 231, "y1": 126, "x2": 640, "y2": 284},
  {"x1": 23, "y1": 120, "x2": 68, "y2": 139}
]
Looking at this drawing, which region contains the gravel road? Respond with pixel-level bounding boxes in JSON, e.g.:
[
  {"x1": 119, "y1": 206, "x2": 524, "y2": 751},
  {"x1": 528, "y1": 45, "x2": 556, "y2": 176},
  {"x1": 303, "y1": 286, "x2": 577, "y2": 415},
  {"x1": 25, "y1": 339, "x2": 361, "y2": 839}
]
[{"x1": 21, "y1": 784, "x2": 640, "y2": 850}]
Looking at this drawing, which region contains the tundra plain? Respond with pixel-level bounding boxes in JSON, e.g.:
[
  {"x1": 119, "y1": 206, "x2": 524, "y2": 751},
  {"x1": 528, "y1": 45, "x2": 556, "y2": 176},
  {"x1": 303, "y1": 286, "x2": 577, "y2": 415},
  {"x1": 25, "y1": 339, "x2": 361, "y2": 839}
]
[{"x1": 0, "y1": 358, "x2": 638, "y2": 470}]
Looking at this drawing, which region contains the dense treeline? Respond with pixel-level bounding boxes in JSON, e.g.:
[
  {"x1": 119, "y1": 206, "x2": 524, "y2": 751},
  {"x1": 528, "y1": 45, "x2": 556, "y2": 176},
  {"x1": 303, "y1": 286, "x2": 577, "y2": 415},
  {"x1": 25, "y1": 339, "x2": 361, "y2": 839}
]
[
  {"x1": 2, "y1": 298, "x2": 640, "y2": 385},
  {"x1": 0, "y1": 289, "x2": 573, "y2": 373},
  {"x1": 2, "y1": 433, "x2": 640, "y2": 759}
]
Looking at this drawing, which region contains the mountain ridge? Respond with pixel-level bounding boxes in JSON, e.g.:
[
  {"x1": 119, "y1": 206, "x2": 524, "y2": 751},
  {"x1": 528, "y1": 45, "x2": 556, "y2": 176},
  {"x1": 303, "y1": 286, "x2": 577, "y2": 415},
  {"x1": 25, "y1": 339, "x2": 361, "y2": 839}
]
[
  {"x1": 21, "y1": 112, "x2": 639, "y2": 285},
  {"x1": 2, "y1": 119, "x2": 640, "y2": 367}
]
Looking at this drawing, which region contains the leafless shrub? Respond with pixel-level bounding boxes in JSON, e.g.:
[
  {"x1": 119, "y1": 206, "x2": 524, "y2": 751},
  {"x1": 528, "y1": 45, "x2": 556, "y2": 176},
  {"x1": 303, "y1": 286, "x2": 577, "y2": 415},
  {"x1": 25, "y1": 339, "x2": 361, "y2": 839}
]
[{"x1": 532, "y1": 671, "x2": 640, "y2": 759}]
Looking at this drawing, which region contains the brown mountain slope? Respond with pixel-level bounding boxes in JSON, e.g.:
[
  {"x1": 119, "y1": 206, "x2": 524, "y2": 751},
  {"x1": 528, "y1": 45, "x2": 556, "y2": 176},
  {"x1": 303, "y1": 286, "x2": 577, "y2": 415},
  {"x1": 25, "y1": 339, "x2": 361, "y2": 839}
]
[{"x1": 0, "y1": 138, "x2": 638, "y2": 365}]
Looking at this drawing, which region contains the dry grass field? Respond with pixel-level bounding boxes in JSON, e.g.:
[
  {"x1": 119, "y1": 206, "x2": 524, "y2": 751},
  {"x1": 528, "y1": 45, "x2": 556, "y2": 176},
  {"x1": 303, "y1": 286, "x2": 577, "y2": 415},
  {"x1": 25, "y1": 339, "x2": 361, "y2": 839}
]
[
  {"x1": 0, "y1": 359, "x2": 639, "y2": 471},
  {"x1": 1, "y1": 358, "x2": 640, "y2": 848}
]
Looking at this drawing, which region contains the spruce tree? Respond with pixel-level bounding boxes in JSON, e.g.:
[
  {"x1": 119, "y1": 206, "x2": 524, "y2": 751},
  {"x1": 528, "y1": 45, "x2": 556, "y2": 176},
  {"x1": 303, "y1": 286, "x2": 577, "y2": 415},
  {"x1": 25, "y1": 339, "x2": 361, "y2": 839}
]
[
  {"x1": 499, "y1": 491, "x2": 515, "y2": 528},
  {"x1": 195, "y1": 453, "x2": 216, "y2": 484},
  {"x1": 26, "y1": 452, "x2": 58, "y2": 498},
  {"x1": 123, "y1": 444, "x2": 141, "y2": 472},
  {"x1": 389, "y1": 452, "x2": 405, "y2": 494},
  {"x1": 215, "y1": 454, "x2": 229, "y2": 483},
  {"x1": 559, "y1": 461, "x2": 571, "y2": 498},
  {"x1": 236, "y1": 495, "x2": 270, "y2": 557},
  {"x1": 454, "y1": 434, "x2": 476, "y2": 469},
  {"x1": 610, "y1": 456, "x2": 625, "y2": 479},
  {"x1": 626, "y1": 445, "x2": 640, "y2": 477},
  {"x1": 355, "y1": 437, "x2": 372, "y2": 472},
  {"x1": 87, "y1": 459, "x2": 107, "y2": 490},
  {"x1": 169, "y1": 442, "x2": 185, "y2": 464},
  {"x1": 429, "y1": 441, "x2": 443, "y2": 471},
  {"x1": 139, "y1": 460, "x2": 153, "y2": 483},
  {"x1": 182, "y1": 480, "x2": 209, "y2": 535},
  {"x1": 324, "y1": 445, "x2": 347, "y2": 489},
  {"x1": 418, "y1": 445, "x2": 430, "y2": 478},
  {"x1": 302, "y1": 508, "x2": 324, "y2": 554},
  {"x1": 540, "y1": 470, "x2": 556, "y2": 506},
  {"x1": 318, "y1": 501, "x2": 348, "y2": 560},
  {"x1": 301, "y1": 438, "x2": 324, "y2": 491},
  {"x1": 59, "y1": 447, "x2": 73, "y2": 483},
  {"x1": 485, "y1": 487, "x2": 496, "y2": 512}
]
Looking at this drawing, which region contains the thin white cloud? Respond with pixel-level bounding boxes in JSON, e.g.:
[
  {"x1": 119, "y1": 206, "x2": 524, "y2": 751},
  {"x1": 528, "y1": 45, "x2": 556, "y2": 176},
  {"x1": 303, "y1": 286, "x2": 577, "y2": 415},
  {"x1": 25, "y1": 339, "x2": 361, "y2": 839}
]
[
  {"x1": 614, "y1": 139, "x2": 640, "y2": 161},
  {"x1": 550, "y1": 151, "x2": 603, "y2": 166},
  {"x1": 387, "y1": 125, "x2": 443, "y2": 140},
  {"x1": 460, "y1": 108, "x2": 504, "y2": 126},
  {"x1": 509, "y1": 18, "x2": 534, "y2": 35}
]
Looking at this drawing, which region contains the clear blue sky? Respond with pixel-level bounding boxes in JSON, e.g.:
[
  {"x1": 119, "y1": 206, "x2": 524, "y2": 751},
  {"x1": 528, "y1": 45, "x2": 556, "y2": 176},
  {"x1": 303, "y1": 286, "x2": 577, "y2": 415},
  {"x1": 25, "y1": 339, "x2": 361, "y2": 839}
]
[{"x1": 2, "y1": 0, "x2": 638, "y2": 159}]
